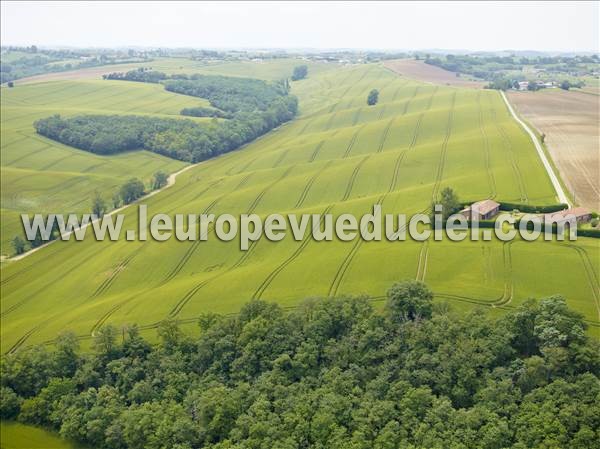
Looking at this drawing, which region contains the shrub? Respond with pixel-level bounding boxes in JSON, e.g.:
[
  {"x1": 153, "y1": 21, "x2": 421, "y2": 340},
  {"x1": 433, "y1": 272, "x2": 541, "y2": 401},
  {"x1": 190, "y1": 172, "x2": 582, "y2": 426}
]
[{"x1": 498, "y1": 202, "x2": 568, "y2": 214}]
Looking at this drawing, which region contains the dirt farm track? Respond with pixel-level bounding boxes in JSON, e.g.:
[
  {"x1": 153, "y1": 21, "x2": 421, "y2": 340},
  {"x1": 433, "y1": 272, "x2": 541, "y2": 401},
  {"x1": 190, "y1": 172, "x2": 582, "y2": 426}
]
[{"x1": 507, "y1": 89, "x2": 599, "y2": 210}]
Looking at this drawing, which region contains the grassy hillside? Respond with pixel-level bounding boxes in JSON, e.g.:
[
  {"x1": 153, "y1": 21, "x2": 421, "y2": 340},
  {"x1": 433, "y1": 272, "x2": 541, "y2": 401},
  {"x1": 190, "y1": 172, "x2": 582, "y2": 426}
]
[
  {"x1": 0, "y1": 421, "x2": 84, "y2": 449},
  {"x1": 1, "y1": 62, "x2": 598, "y2": 353},
  {"x1": 0, "y1": 79, "x2": 210, "y2": 254}
]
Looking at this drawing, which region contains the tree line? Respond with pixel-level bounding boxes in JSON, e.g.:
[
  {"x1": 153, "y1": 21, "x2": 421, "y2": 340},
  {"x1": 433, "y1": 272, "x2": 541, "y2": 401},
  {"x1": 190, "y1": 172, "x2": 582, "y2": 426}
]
[
  {"x1": 34, "y1": 72, "x2": 298, "y2": 163},
  {"x1": 1, "y1": 281, "x2": 598, "y2": 449},
  {"x1": 11, "y1": 173, "x2": 168, "y2": 255}
]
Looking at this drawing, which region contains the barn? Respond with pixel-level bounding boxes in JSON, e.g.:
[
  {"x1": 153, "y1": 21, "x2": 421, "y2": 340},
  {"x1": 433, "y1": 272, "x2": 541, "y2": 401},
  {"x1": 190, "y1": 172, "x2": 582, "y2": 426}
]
[{"x1": 460, "y1": 199, "x2": 501, "y2": 220}]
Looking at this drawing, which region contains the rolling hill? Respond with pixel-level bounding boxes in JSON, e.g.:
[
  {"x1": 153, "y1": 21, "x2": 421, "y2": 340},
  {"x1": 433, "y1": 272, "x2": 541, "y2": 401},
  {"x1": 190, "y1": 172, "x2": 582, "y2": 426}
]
[{"x1": 1, "y1": 61, "x2": 598, "y2": 353}]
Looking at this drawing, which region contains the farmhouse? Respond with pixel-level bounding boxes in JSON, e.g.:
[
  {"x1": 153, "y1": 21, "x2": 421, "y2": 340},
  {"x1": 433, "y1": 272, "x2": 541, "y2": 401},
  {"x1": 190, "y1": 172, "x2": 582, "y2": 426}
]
[
  {"x1": 460, "y1": 199, "x2": 501, "y2": 220},
  {"x1": 545, "y1": 207, "x2": 592, "y2": 224}
]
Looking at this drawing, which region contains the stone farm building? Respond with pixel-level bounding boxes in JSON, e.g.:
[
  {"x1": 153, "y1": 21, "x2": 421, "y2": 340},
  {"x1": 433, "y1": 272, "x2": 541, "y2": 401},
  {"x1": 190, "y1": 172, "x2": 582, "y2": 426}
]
[
  {"x1": 460, "y1": 200, "x2": 501, "y2": 221},
  {"x1": 545, "y1": 207, "x2": 592, "y2": 224}
]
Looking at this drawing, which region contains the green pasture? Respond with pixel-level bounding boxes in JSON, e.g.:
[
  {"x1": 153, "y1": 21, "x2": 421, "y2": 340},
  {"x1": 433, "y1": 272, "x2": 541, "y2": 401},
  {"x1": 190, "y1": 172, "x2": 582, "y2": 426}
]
[
  {"x1": 0, "y1": 421, "x2": 85, "y2": 449},
  {"x1": 1, "y1": 61, "x2": 598, "y2": 353},
  {"x1": 0, "y1": 78, "x2": 204, "y2": 254}
]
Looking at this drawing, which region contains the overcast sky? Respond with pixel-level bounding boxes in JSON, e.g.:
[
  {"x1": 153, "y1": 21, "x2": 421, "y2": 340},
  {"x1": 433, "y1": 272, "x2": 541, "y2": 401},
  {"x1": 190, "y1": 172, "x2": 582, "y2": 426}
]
[{"x1": 1, "y1": 1, "x2": 598, "y2": 52}]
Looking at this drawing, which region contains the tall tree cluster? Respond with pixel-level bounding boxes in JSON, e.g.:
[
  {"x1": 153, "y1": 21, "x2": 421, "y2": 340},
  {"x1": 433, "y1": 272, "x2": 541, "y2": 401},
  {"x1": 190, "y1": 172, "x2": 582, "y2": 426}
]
[
  {"x1": 1, "y1": 281, "x2": 598, "y2": 449},
  {"x1": 34, "y1": 73, "x2": 298, "y2": 163}
]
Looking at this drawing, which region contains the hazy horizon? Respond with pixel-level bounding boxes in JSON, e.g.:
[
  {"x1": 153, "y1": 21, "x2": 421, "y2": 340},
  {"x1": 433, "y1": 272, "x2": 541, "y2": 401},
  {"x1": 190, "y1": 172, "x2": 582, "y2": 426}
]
[{"x1": 1, "y1": 1, "x2": 598, "y2": 53}]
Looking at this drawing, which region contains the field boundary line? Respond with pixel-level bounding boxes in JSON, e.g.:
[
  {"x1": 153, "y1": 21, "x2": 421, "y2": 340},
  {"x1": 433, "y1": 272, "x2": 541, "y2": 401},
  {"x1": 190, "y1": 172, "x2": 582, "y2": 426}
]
[{"x1": 500, "y1": 91, "x2": 570, "y2": 206}]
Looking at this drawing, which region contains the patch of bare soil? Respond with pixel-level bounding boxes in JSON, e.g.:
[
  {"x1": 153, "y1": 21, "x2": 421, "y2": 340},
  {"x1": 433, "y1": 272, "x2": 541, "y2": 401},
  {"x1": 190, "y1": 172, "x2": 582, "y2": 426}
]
[
  {"x1": 384, "y1": 59, "x2": 485, "y2": 88},
  {"x1": 507, "y1": 89, "x2": 600, "y2": 210}
]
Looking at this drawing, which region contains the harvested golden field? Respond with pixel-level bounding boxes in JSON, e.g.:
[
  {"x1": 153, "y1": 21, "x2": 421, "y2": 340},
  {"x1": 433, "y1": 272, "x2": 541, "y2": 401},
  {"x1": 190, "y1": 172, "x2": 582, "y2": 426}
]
[
  {"x1": 384, "y1": 59, "x2": 485, "y2": 88},
  {"x1": 507, "y1": 89, "x2": 600, "y2": 210}
]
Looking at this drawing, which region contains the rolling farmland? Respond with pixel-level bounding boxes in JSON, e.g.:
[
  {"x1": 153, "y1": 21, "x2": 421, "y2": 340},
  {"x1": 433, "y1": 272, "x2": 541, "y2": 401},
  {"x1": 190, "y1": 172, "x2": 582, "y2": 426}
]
[
  {"x1": 1, "y1": 61, "x2": 599, "y2": 353},
  {"x1": 0, "y1": 79, "x2": 199, "y2": 254}
]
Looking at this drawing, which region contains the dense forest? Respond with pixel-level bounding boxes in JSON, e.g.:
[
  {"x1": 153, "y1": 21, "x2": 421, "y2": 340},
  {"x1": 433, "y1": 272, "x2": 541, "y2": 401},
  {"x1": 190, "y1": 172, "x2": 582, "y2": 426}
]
[
  {"x1": 1, "y1": 281, "x2": 598, "y2": 449},
  {"x1": 34, "y1": 71, "x2": 297, "y2": 162}
]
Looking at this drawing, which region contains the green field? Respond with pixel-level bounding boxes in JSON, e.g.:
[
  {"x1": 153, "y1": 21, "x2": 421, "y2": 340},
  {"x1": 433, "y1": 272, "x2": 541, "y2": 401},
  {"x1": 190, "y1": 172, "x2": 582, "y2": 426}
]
[
  {"x1": 1, "y1": 60, "x2": 598, "y2": 353},
  {"x1": 0, "y1": 421, "x2": 84, "y2": 449},
  {"x1": 0, "y1": 78, "x2": 210, "y2": 255}
]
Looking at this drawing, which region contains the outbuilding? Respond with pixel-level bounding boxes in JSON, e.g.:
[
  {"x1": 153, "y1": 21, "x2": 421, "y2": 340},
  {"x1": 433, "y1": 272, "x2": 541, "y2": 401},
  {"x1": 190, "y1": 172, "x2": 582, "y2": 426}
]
[
  {"x1": 460, "y1": 199, "x2": 501, "y2": 220},
  {"x1": 545, "y1": 207, "x2": 592, "y2": 224}
]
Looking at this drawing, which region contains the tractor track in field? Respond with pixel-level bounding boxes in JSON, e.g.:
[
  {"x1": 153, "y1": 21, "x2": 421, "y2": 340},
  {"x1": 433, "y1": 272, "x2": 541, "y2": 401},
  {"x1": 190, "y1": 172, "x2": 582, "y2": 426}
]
[
  {"x1": 38, "y1": 154, "x2": 74, "y2": 171},
  {"x1": 19, "y1": 83, "x2": 76, "y2": 102},
  {"x1": 166, "y1": 163, "x2": 295, "y2": 317},
  {"x1": 342, "y1": 127, "x2": 363, "y2": 158},
  {"x1": 0, "y1": 235, "x2": 76, "y2": 287},
  {"x1": 308, "y1": 141, "x2": 325, "y2": 163},
  {"x1": 494, "y1": 241, "x2": 514, "y2": 306},
  {"x1": 297, "y1": 119, "x2": 312, "y2": 136},
  {"x1": 191, "y1": 178, "x2": 226, "y2": 202},
  {"x1": 433, "y1": 241, "x2": 515, "y2": 307},
  {"x1": 352, "y1": 108, "x2": 362, "y2": 126},
  {"x1": 492, "y1": 114, "x2": 528, "y2": 203},
  {"x1": 391, "y1": 80, "x2": 410, "y2": 102},
  {"x1": 341, "y1": 156, "x2": 370, "y2": 201},
  {"x1": 377, "y1": 118, "x2": 395, "y2": 153},
  {"x1": 28, "y1": 289, "x2": 600, "y2": 352},
  {"x1": 273, "y1": 147, "x2": 291, "y2": 168},
  {"x1": 1, "y1": 134, "x2": 30, "y2": 150},
  {"x1": 259, "y1": 136, "x2": 413, "y2": 300},
  {"x1": 7, "y1": 323, "x2": 47, "y2": 354},
  {"x1": 337, "y1": 66, "x2": 374, "y2": 107},
  {"x1": 235, "y1": 172, "x2": 254, "y2": 190},
  {"x1": 90, "y1": 302, "x2": 129, "y2": 337},
  {"x1": 388, "y1": 150, "x2": 406, "y2": 192},
  {"x1": 496, "y1": 120, "x2": 528, "y2": 203},
  {"x1": 327, "y1": 85, "x2": 438, "y2": 297},
  {"x1": 226, "y1": 156, "x2": 258, "y2": 176},
  {"x1": 247, "y1": 166, "x2": 294, "y2": 215},
  {"x1": 2, "y1": 243, "x2": 110, "y2": 317},
  {"x1": 81, "y1": 162, "x2": 108, "y2": 173},
  {"x1": 425, "y1": 86, "x2": 438, "y2": 109},
  {"x1": 415, "y1": 240, "x2": 430, "y2": 282},
  {"x1": 336, "y1": 69, "x2": 360, "y2": 97},
  {"x1": 90, "y1": 247, "x2": 143, "y2": 299},
  {"x1": 327, "y1": 195, "x2": 386, "y2": 297},
  {"x1": 44, "y1": 176, "x2": 88, "y2": 199},
  {"x1": 431, "y1": 92, "x2": 456, "y2": 201},
  {"x1": 159, "y1": 195, "x2": 224, "y2": 285},
  {"x1": 402, "y1": 86, "x2": 420, "y2": 115},
  {"x1": 477, "y1": 92, "x2": 498, "y2": 199},
  {"x1": 169, "y1": 238, "x2": 262, "y2": 318},
  {"x1": 324, "y1": 112, "x2": 337, "y2": 131},
  {"x1": 408, "y1": 113, "x2": 425, "y2": 149},
  {"x1": 565, "y1": 244, "x2": 600, "y2": 318},
  {"x1": 378, "y1": 106, "x2": 387, "y2": 120},
  {"x1": 160, "y1": 239, "x2": 204, "y2": 285},
  {"x1": 5, "y1": 144, "x2": 54, "y2": 166},
  {"x1": 295, "y1": 161, "x2": 333, "y2": 208},
  {"x1": 252, "y1": 204, "x2": 335, "y2": 300},
  {"x1": 487, "y1": 94, "x2": 528, "y2": 203}
]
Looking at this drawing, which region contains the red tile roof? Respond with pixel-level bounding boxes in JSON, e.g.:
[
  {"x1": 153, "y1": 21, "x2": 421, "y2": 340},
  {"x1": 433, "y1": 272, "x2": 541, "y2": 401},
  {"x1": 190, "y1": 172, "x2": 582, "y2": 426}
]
[
  {"x1": 545, "y1": 207, "x2": 591, "y2": 220},
  {"x1": 470, "y1": 199, "x2": 500, "y2": 216}
]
